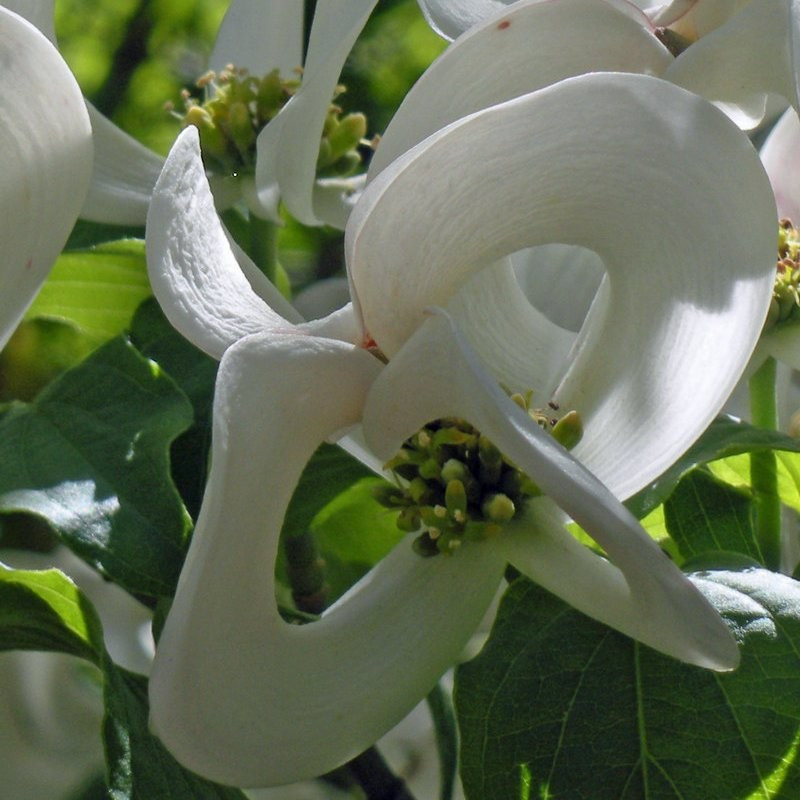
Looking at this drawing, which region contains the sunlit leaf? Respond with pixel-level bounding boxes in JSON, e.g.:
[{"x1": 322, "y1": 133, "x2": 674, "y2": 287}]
[
  {"x1": 0, "y1": 337, "x2": 192, "y2": 597},
  {"x1": 457, "y1": 570, "x2": 800, "y2": 799}
]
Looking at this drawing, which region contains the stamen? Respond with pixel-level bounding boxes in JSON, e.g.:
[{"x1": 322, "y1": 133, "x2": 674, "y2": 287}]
[
  {"x1": 374, "y1": 397, "x2": 583, "y2": 557},
  {"x1": 765, "y1": 219, "x2": 800, "y2": 331},
  {"x1": 172, "y1": 65, "x2": 373, "y2": 180}
]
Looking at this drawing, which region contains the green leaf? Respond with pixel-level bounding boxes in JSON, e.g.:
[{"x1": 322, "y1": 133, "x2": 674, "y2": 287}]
[
  {"x1": 664, "y1": 469, "x2": 764, "y2": 565},
  {"x1": 427, "y1": 682, "x2": 458, "y2": 800},
  {"x1": 0, "y1": 562, "x2": 245, "y2": 799},
  {"x1": 65, "y1": 221, "x2": 145, "y2": 251},
  {"x1": 282, "y1": 443, "x2": 374, "y2": 541},
  {"x1": 627, "y1": 416, "x2": 800, "y2": 519},
  {"x1": 0, "y1": 337, "x2": 193, "y2": 598},
  {"x1": 0, "y1": 563, "x2": 104, "y2": 662},
  {"x1": 456, "y1": 570, "x2": 800, "y2": 799},
  {"x1": 130, "y1": 299, "x2": 218, "y2": 519},
  {"x1": 26, "y1": 240, "x2": 151, "y2": 346},
  {"x1": 310, "y1": 477, "x2": 405, "y2": 602},
  {"x1": 104, "y1": 667, "x2": 246, "y2": 800},
  {"x1": 710, "y1": 451, "x2": 800, "y2": 514}
]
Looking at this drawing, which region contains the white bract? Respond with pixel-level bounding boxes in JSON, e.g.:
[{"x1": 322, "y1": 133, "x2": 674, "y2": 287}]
[
  {"x1": 373, "y1": 0, "x2": 798, "y2": 334},
  {"x1": 4, "y1": 0, "x2": 378, "y2": 227},
  {"x1": 413, "y1": 0, "x2": 800, "y2": 131},
  {"x1": 145, "y1": 68, "x2": 776, "y2": 787},
  {"x1": 0, "y1": 6, "x2": 92, "y2": 349}
]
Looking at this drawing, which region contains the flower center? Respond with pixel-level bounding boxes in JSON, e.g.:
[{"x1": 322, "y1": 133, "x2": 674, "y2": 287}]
[
  {"x1": 374, "y1": 392, "x2": 583, "y2": 557},
  {"x1": 170, "y1": 65, "x2": 370, "y2": 179},
  {"x1": 765, "y1": 219, "x2": 800, "y2": 331}
]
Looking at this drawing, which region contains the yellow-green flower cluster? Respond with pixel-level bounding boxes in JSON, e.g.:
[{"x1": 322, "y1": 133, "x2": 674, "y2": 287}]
[
  {"x1": 766, "y1": 219, "x2": 800, "y2": 330},
  {"x1": 174, "y1": 66, "x2": 368, "y2": 179},
  {"x1": 374, "y1": 395, "x2": 582, "y2": 557}
]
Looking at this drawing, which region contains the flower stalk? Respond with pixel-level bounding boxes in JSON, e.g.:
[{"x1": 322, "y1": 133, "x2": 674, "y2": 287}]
[{"x1": 749, "y1": 355, "x2": 782, "y2": 570}]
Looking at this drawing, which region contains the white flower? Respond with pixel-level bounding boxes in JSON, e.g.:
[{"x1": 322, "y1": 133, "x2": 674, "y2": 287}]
[
  {"x1": 4, "y1": 0, "x2": 378, "y2": 227},
  {"x1": 412, "y1": 0, "x2": 799, "y2": 131},
  {"x1": 145, "y1": 73, "x2": 775, "y2": 787},
  {"x1": 0, "y1": 6, "x2": 92, "y2": 348}
]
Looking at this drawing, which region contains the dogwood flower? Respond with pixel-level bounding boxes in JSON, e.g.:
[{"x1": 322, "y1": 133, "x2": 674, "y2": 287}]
[
  {"x1": 4, "y1": 0, "x2": 378, "y2": 226},
  {"x1": 0, "y1": 6, "x2": 91, "y2": 348},
  {"x1": 146, "y1": 73, "x2": 775, "y2": 787},
  {"x1": 364, "y1": 0, "x2": 797, "y2": 331},
  {"x1": 412, "y1": 0, "x2": 799, "y2": 131}
]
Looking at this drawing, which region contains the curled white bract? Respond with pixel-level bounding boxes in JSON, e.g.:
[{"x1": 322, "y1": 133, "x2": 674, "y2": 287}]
[
  {"x1": 412, "y1": 0, "x2": 800, "y2": 132},
  {"x1": 0, "y1": 6, "x2": 92, "y2": 348},
  {"x1": 5, "y1": 0, "x2": 377, "y2": 227},
  {"x1": 146, "y1": 72, "x2": 775, "y2": 787}
]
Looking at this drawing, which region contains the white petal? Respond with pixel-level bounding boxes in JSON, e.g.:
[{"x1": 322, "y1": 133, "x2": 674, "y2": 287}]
[
  {"x1": 227, "y1": 236, "x2": 305, "y2": 324},
  {"x1": 2, "y1": 0, "x2": 163, "y2": 225},
  {"x1": 763, "y1": 325, "x2": 800, "y2": 372},
  {"x1": 361, "y1": 314, "x2": 738, "y2": 670},
  {"x1": 498, "y1": 498, "x2": 739, "y2": 669},
  {"x1": 312, "y1": 173, "x2": 367, "y2": 228},
  {"x1": 668, "y1": 0, "x2": 752, "y2": 39},
  {"x1": 369, "y1": 0, "x2": 669, "y2": 179},
  {"x1": 627, "y1": 0, "x2": 697, "y2": 26},
  {"x1": 761, "y1": 108, "x2": 800, "y2": 222},
  {"x1": 146, "y1": 127, "x2": 293, "y2": 359},
  {"x1": 0, "y1": 8, "x2": 92, "y2": 348},
  {"x1": 348, "y1": 73, "x2": 776, "y2": 497},
  {"x1": 149, "y1": 332, "x2": 503, "y2": 786},
  {"x1": 416, "y1": 0, "x2": 512, "y2": 40},
  {"x1": 446, "y1": 258, "x2": 577, "y2": 396},
  {"x1": 665, "y1": 0, "x2": 795, "y2": 128},
  {"x1": 255, "y1": 0, "x2": 379, "y2": 227},
  {"x1": 80, "y1": 104, "x2": 164, "y2": 225},
  {"x1": 0, "y1": 547, "x2": 154, "y2": 798},
  {"x1": 293, "y1": 277, "x2": 351, "y2": 320},
  {"x1": 511, "y1": 244, "x2": 606, "y2": 333},
  {"x1": 209, "y1": 0, "x2": 304, "y2": 77},
  {"x1": 0, "y1": 650, "x2": 102, "y2": 799}
]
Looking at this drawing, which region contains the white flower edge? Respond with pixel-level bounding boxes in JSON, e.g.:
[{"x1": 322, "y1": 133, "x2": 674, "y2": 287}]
[
  {"x1": 7, "y1": 0, "x2": 306, "y2": 226},
  {"x1": 415, "y1": 0, "x2": 695, "y2": 41},
  {"x1": 148, "y1": 74, "x2": 747, "y2": 787},
  {"x1": 149, "y1": 331, "x2": 505, "y2": 787},
  {"x1": 255, "y1": 0, "x2": 379, "y2": 226},
  {"x1": 665, "y1": 0, "x2": 798, "y2": 129},
  {"x1": 0, "y1": 6, "x2": 92, "y2": 348},
  {"x1": 362, "y1": 312, "x2": 738, "y2": 671},
  {"x1": 369, "y1": 0, "x2": 670, "y2": 179},
  {"x1": 761, "y1": 107, "x2": 800, "y2": 223},
  {"x1": 349, "y1": 72, "x2": 776, "y2": 500},
  {"x1": 208, "y1": 0, "x2": 303, "y2": 77}
]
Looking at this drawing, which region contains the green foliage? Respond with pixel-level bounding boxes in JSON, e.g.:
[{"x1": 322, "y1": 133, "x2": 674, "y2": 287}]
[
  {"x1": 26, "y1": 240, "x2": 151, "y2": 347},
  {"x1": 456, "y1": 569, "x2": 800, "y2": 800},
  {"x1": 310, "y1": 476, "x2": 406, "y2": 602},
  {"x1": 0, "y1": 562, "x2": 104, "y2": 662},
  {"x1": 627, "y1": 416, "x2": 800, "y2": 519},
  {"x1": 104, "y1": 667, "x2": 245, "y2": 799},
  {"x1": 664, "y1": 469, "x2": 764, "y2": 565},
  {"x1": 129, "y1": 299, "x2": 217, "y2": 518},
  {"x1": 0, "y1": 337, "x2": 193, "y2": 598},
  {"x1": 0, "y1": 563, "x2": 246, "y2": 799},
  {"x1": 281, "y1": 443, "x2": 375, "y2": 542},
  {"x1": 427, "y1": 682, "x2": 459, "y2": 800}
]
